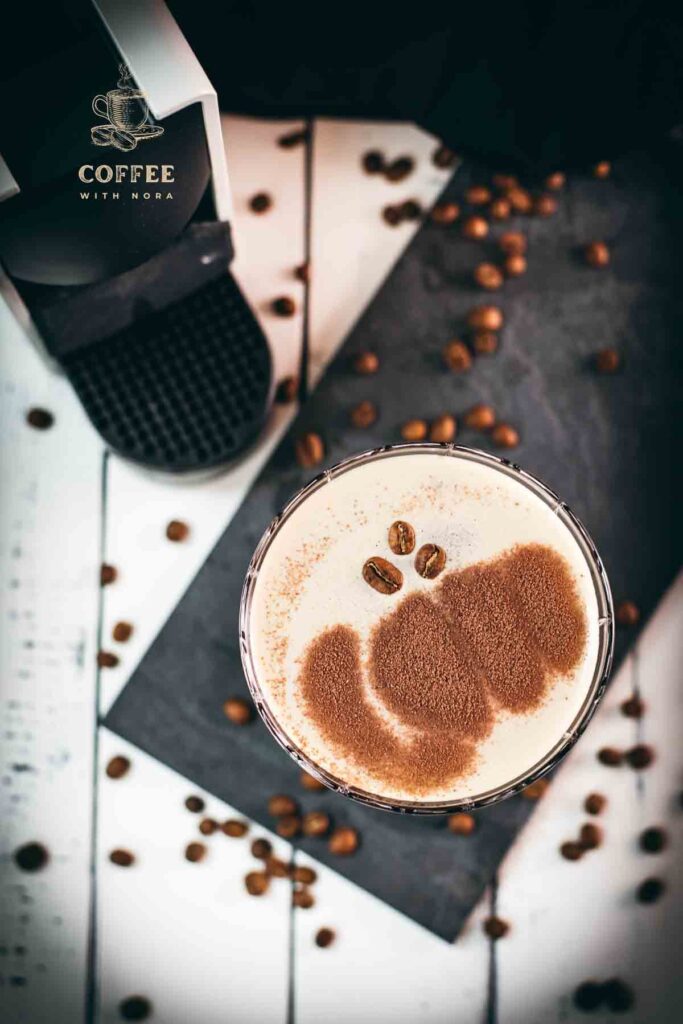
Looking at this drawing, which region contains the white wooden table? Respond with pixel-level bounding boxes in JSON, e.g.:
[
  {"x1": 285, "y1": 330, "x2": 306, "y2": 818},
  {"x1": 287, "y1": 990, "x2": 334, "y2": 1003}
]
[{"x1": 1, "y1": 118, "x2": 681, "y2": 1024}]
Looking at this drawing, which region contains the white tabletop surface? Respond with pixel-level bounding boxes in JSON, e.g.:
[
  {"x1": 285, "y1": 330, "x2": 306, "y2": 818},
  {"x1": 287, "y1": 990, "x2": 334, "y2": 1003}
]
[{"x1": 1, "y1": 117, "x2": 681, "y2": 1024}]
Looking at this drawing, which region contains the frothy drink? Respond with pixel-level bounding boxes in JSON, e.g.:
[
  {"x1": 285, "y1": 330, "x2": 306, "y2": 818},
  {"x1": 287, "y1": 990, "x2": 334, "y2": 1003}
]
[{"x1": 241, "y1": 446, "x2": 612, "y2": 810}]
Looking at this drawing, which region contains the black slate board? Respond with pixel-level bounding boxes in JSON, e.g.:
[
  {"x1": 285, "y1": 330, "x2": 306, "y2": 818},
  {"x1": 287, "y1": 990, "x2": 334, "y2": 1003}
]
[{"x1": 105, "y1": 149, "x2": 682, "y2": 941}]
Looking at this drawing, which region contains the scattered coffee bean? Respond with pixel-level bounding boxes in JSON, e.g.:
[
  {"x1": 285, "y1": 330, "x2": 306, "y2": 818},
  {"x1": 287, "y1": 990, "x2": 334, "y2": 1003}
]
[
  {"x1": 503, "y1": 254, "x2": 527, "y2": 277},
  {"x1": 415, "y1": 543, "x2": 446, "y2": 580},
  {"x1": 593, "y1": 161, "x2": 611, "y2": 179},
  {"x1": 579, "y1": 823, "x2": 603, "y2": 850},
  {"x1": 491, "y1": 423, "x2": 520, "y2": 449},
  {"x1": 299, "y1": 770, "x2": 326, "y2": 792},
  {"x1": 626, "y1": 744, "x2": 654, "y2": 770},
  {"x1": 249, "y1": 192, "x2": 272, "y2": 214},
  {"x1": 302, "y1": 811, "x2": 331, "y2": 837},
  {"x1": 429, "y1": 414, "x2": 457, "y2": 443},
  {"x1": 400, "y1": 199, "x2": 422, "y2": 221},
  {"x1": 506, "y1": 186, "x2": 533, "y2": 214},
  {"x1": 442, "y1": 339, "x2": 472, "y2": 373},
  {"x1": 382, "y1": 204, "x2": 403, "y2": 227},
  {"x1": 293, "y1": 887, "x2": 315, "y2": 909},
  {"x1": 465, "y1": 185, "x2": 491, "y2": 206},
  {"x1": 328, "y1": 827, "x2": 359, "y2": 856},
  {"x1": 276, "y1": 815, "x2": 301, "y2": 839},
  {"x1": 597, "y1": 747, "x2": 623, "y2": 766},
  {"x1": 268, "y1": 794, "x2": 298, "y2": 817},
  {"x1": 100, "y1": 563, "x2": 117, "y2": 585},
  {"x1": 199, "y1": 818, "x2": 218, "y2": 836},
  {"x1": 467, "y1": 305, "x2": 504, "y2": 331},
  {"x1": 385, "y1": 156, "x2": 414, "y2": 182},
  {"x1": 350, "y1": 400, "x2": 378, "y2": 429},
  {"x1": 584, "y1": 792, "x2": 606, "y2": 815},
  {"x1": 472, "y1": 332, "x2": 499, "y2": 355},
  {"x1": 483, "y1": 916, "x2": 509, "y2": 939},
  {"x1": 295, "y1": 432, "x2": 325, "y2": 469},
  {"x1": 430, "y1": 201, "x2": 460, "y2": 225},
  {"x1": 489, "y1": 197, "x2": 511, "y2": 221},
  {"x1": 245, "y1": 871, "x2": 269, "y2": 896},
  {"x1": 294, "y1": 262, "x2": 310, "y2": 283},
  {"x1": 461, "y1": 215, "x2": 489, "y2": 240},
  {"x1": 184, "y1": 795, "x2": 205, "y2": 813},
  {"x1": 474, "y1": 262, "x2": 504, "y2": 291},
  {"x1": 499, "y1": 231, "x2": 527, "y2": 256},
  {"x1": 400, "y1": 418, "x2": 429, "y2": 441},
  {"x1": 26, "y1": 407, "x2": 54, "y2": 430},
  {"x1": 222, "y1": 697, "x2": 252, "y2": 725},
  {"x1": 315, "y1": 927, "x2": 336, "y2": 948},
  {"x1": 251, "y1": 838, "x2": 272, "y2": 860},
  {"x1": 109, "y1": 848, "x2": 135, "y2": 867},
  {"x1": 573, "y1": 981, "x2": 603, "y2": 1011},
  {"x1": 166, "y1": 519, "x2": 189, "y2": 542},
  {"x1": 112, "y1": 621, "x2": 133, "y2": 643},
  {"x1": 362, "y1": 556, "x2": 403, "y2": 595},
  {"x1": 119, "y1": 995, "x2": 152, "y2": 1020},
  {"x1": 353, "y1": 351, "x2": 379, "y2": 375},
  {"x1": 584, "y1": 241, "x2": 610, "y2": 268},
  {"x1": 221, "y1": 819, "x2": 248, "y2": 838},
  {"x1": 105, "y1": 755, "x2": 131, "y2": 780},
  {"x1": 362, "y1": 150, "x2": 385, "y2": 174},
  {"x1": 521, "y1": 778, "x2": 549, "y2": 800},
  {"x1": 275, "y1": 376, "x2": 299, "y2": 404},
  {"x1": 602, "y1": 978, "x2": 635, "y2": 1012},
  {"x1": 266, "y1": 856, "x2": 290, "y2": 878},
  {"x1": 595, "y1": 348, "x2": 620, "y2": 374},
  {"x1": 560, "y1": 841, "x2": 584, "y2": 861},
  {"x1": 432, "y1": 144, "x2": 458, "y2": 169},
  {"x1": 492, "y1": 173, "x2": 518, "y2": 191},
  {"x1": 13, "y1": 842, "x2": 49, "y2": 872},
  {"x1": 292, "y1": 865, "x2": 317, "y2": 885},
  {"x1": 637, "y1": 877, "x2": 665, "y2": 903},
  {"x1": 278, "y1": 128, "x2": 309, "y2": 148},
  {"x1": 534, "y1": 194, "x2": 557, "y2": 217},
  {"x1": 463, "y1": 403, "x2": 496, "y2": 430},
  {"x1": 447, "y1": 813, "x2": 476, "y2": 835},
  {"x1": 615, "y1": 599, "x2": 640, "y2": 626},
  {"x1": 97, "y1": 651, "x2": 119, "y2": 669},
  {"x1": 388, "y1": 520, "x2": 416, "y2": 556},
  {"x1": 272, "y1": 296, "x2": 296, "y2": 317},
  {"x1": 621, "y1": 695, "x2": 645, "y2": 718},
  {"x1": 545, "y1": 171, "x2": 566, "y2": 191},
  {"x1": 184, "y1": 842, "x2": 207, "y2": 863},
  {"x1": 640, "y1": 826, "x2": 667, "y2": 853}
]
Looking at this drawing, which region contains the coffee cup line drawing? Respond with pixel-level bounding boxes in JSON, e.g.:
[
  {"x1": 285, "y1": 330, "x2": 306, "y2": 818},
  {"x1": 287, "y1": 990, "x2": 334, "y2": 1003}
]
[{"x1": 90, "y1": 64, "x2": 164, "y2": 152}]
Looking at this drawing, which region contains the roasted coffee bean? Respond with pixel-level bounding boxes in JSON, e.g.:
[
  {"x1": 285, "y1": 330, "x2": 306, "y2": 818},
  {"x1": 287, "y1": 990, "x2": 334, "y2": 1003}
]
[
  {"x1": 315, "y1": 927, "x2": 336, "y2": 948},
  {"x1": 13, "y1": 842, "x2": 49, "y2": 872},
  {"x1": 221, "y1": 819, "x2": 249, "y2": 838},
  {"x1": 119, "y1": 995, "x2": 152, "y2": 1020},
  {"x1": 584, "y1": 792, "x2": 606, "y2": 815},
  {"x1": 268, "y1": 794, "x2": 298, "y2": 817},
  {"x1": 328, "y1": 827, "x2": 359, "y2": 856},
  {"x1": 100, "y1": 563, "x2": 117, "y2": 585},
  {"x1": 294, "y1": 261, "x2": 310, "y2": 283},
  {"x1": 385, "y1": 156, "x2": 414, "y2": 182},
  {"x1": 292, "y1": 865, "x2": 317, "y2": 885},
  {"x1": 534, "y1": 194, "x2": 557, "y2": 217},
  {"x1": 621, "y1": 695, "x2": 645, "y2": 718},
  {"x1": 472, "y1": 332, "x2": 499, "y2": 355},
  {"x1": 626, "y1": 744, "x2": 654, "y2": 770},
  {"x1": 602, "y1": 978, "x2": 635, "y2": 1012},
  {"x1": 353, "y1": 351, "x2": 379, "y2": 375},
  {"x1": 483, "y1": 916, "x2": 509, "y2": 939},
  {"x1": 278, "y1": 128, "x2": 309, "y2": 148},
  {"x1": 302, "y1": 811, "x2": 331, "y2": 837},
  {"x1": 584, "y1": 241, "x2": 610, "y2": 267},
  {"x1": 105, "y1": 755, "x2": 131, "y2": 780},
  {"x1": 249, "y1": 192, "x2": 272, "y2": 214},
  {"x1": 272, "y1": 296, "x2": 297, "y2": 317},
  {"x1": 461, "y1": 215, "x2": 489, "y2": 240},
  {"x1": 266, "y1": 856, "x2": 290, "y2": 878},
  {"x1": 506, "y1": 186, "x2": 533, "y2": 213},
  {"x1": 275, "y1": 376, "x2": 299, "y2": 404},
  {"x1": 400, "y1": 418, "x2": 429, "y2": 441},
  {"x1": 295, "y1": 432, "x2": 325, "y2": 469},
  {"x1": 222, "y1": 697, "x2": 252, "y2": 725},
  {"x1": 573, "y1": 981, "x2": 603, "y2": 1011},
  {"x1": 199, "y1": 818, "x2": 218, "y2": 836},
  {"x1": 474, "y1": 263, "x2": 504, "y2": 290},
  {"x1": 560, "y1": 841, "x2": 584, "y2": 862},
  {"x1": 350, "y1": 400, "x2": 378, "y2": 428},
  {"x1": 595, "y1": 348, "x2": 620, "y2": 374},
  {"x1": 545, "y1": 171, "x2": 565, "y2": 190},
  {"x1": 491, "y1": 423, "x2": 519, "y2": 449},
  {"x1": 464, "y1": 404, "x2": 496, "y2": 431},
  {"x1": 112, "y1": 621, "x2": 133, "y2": 643},
  {"x1": 97, "y1": 650, "x2": 119, "y2": 668},
  {"x1": 430, "y1": 201, "x2": 460, "y2": 225},
  {"x1": 597, "y1": 747, "x2": 623, "y2": 766},
  {"x1": 415, "y1": 543, "x2": 446, "y2": 580},
  {"x1": 429, "y1": 414, "x2": 457, "y2": 443},
  {"x1": 521, "y1": 778, "x2": 549, "y2": 800},
  {"x1": 432, "y1": 144, "x2": 458, "y2": 169},
  {"x1": 503, "y1": 254, "x2": 527, "y2": 277},
  {"x1": 499, "y1": 231, "x2": 527, "y2": 256},
  {"x1": 362, "y1": 150, "x2": 385, "y2": 174},
  {"x1": 388, "y1": 520, "x2": 416, "y2": 556},
  {"x1": 467, "y1": 305, "x2": 503, "y2": 331},
  {"x1": 382, "y1": 204, "x2": 403, "y2": 226},
  {"x1": 447, "y1": 813, "x2": 475, "y2": 835},
  {"x1": 442, "y1": 339, "x2": 472, "y2": 372},
  {"x1": 293, "y1": 887, "x2": 315, "y2": 909},
  {"x1": 465, "y1": 185, "x2": 492, "y2": 206},
  {"x1": 26, "y1": 407, "x2": 54, "y2": 430},
  {"x1": 593, "y1": 161, "x2": 611, "y2": 179},
  {"x1": 251, "y1": 838, "x2": 272, "y2": 860},
  {"x1": 166, "y1": 519, "x2": 189, "y2": 542},
  {"x1": 362, "y1": 557, "x2": 403, "y2": 595},
  {"x1": 184, "y1": 842, "x2": 207, "y2": 863},
  {"x1": 184, "y1": 795, "x2": 205, "y2": 813},
  {"x1": 109, "y1": 848, "x2": 135, "y2": 867},
  {"x1": 299, "y1": 770, "x2": 326, "y2": 792},
  {"x1": 276, "y1": 815, "x2": 301, "y2": 839},
  {"x1": 579, "y1": 823, "x2": 603, "y2": 850},
  {"x1": 400, "y1": 199, "x2": 422, "y2": 221},
  {"x1": 489, "y1": 197, "x2": 511, "y2": 221},
  {"x1": 245, "y1": 870, "x2": 269, "y2": 896},
  {"x1": 492, "y1": 173, "x2": 518, "y2": 191},
  {"x1": 637, "y1": 877, "x2": 665, "y2": 903},
  {"x1": 639, "y1": 826, "x2": 667, "y2": 853},
  {"x1": 615, "y1": 599, "x2": 639, "y2": 626}
]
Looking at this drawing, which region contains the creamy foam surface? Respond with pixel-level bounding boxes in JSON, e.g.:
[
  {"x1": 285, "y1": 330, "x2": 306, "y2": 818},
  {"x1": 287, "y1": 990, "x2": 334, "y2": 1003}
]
[{"x1": 247, "y1": 449, "x2": 602, "y2": 804}]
